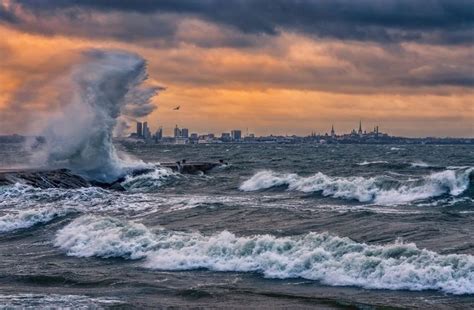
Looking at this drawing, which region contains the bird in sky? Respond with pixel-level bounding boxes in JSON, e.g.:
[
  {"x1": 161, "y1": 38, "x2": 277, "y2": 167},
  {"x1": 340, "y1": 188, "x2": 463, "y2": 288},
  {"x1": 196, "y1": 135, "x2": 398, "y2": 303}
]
[{"x1": 173, "y1": 105, "x2": 180, "y2": 110}]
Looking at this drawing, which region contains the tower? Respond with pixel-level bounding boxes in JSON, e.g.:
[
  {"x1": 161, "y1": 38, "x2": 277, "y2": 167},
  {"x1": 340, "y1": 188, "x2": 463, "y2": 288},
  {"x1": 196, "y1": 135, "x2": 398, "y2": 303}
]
[
  {"x1": 331, "y1": 125, "x2": 335, "y2": 138},
  {"x1": 231, "y1": 130, "x2": 242, "y2": 141},
  {"x1": 143, "y1": 121, "x2": 150, "y2": 139},
  {"x1": 358, "y1": 120, "x2": 363, "y2": 136},
  {"x1": 136, "y1": 122, "x2": 143, "y2": 137},
  {"x1": 174, "y1": 125, "x2": 181, "y2": 138},
  {"x1": 181, "y1": 128, "x2": 189, "y2": 138},
  {"x1": 155, "y1": 126, "x2": 163, "y2": 141}
]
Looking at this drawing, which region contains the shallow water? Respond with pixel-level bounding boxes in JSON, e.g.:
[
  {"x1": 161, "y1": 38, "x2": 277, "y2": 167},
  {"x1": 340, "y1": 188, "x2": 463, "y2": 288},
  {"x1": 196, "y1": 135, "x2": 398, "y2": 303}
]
[{"x1": 0, "y1": 142, "x2": 473, "y2": 308}]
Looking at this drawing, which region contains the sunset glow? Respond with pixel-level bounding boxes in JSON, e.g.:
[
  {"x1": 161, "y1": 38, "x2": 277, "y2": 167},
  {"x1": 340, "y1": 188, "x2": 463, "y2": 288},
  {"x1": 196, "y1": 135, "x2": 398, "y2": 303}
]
[{"x1": 0, "y1": 1, "x2": 472, "y2": 137}]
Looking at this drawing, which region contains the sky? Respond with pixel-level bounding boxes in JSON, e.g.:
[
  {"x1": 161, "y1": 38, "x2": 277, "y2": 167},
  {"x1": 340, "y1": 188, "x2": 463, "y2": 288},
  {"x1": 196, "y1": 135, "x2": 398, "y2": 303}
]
[{"x1": 0, "y1": 0, "x2": 473, "y2": 137}]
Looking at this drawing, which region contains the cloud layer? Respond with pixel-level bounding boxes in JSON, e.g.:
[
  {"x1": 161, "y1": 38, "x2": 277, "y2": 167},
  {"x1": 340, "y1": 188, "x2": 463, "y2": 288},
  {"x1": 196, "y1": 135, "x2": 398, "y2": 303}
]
[
  {"x1": 7, "y1": 0, "x2": 474, "y2": 45},
  {"x1": 0, "y1": 0, "x2": 472, "y2": 137}
]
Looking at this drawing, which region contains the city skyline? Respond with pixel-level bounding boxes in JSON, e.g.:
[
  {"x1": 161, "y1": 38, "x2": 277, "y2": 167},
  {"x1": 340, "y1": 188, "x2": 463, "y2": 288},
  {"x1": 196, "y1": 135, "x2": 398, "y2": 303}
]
[
  {"x1": 0, "y1": 1, "x2": 473, "y2": 137},
  {"x1": 125, "y1": 120, "x2": 472, "y2": 144},
  {"x1": 131, "y1": 119, "x2": 383, "y2": 139}
]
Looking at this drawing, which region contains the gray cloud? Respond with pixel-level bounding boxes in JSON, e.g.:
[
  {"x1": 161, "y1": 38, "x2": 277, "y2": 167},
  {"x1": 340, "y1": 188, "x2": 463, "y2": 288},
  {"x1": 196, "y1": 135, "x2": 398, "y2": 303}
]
[
  {"x1": 142, "y1": 41, "x2": 474, "y2": 92},
  {"x1": 0, "y1": 0, "x2": 472, "y2": 101},
  {"x1": 5, "y1": 0, "x2": 474, "y2": 45}
]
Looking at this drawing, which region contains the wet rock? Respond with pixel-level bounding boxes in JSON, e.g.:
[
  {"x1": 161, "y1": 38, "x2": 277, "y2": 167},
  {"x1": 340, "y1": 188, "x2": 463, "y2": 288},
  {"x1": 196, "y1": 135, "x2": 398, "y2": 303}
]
[{"x1": 0, "y1": 168, "x2": 90, "y2": 189}]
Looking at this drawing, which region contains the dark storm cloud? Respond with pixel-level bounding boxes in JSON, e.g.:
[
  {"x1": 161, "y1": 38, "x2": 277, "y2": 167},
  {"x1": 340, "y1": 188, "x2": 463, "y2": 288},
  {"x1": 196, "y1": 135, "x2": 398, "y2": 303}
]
[
  {"x1": 8, "y1": 0, "x2": 474, "y2": 45},
  {"x1": 0, "y1": 5, "x2": 18, "y2": 23},
  {"x1": 0, "y1": 0, "x2": 472, "y2": 92}
]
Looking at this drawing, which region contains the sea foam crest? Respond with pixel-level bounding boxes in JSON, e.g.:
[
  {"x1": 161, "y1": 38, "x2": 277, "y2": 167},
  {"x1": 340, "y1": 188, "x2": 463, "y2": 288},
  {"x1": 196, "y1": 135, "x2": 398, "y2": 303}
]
[
  {"x1": 54, "y1": 216, "x2": 157, "y2": 259},
  {"x1": 240, "y1": 168, "x2": 473, "y2": 205},
  {"x1": 0, "y1": 183, "x2": 107, "y2": 207},
  {"x1": 55, "y1": 216, "x2": 474, "y2": 295},
  {"x1": 0, "y1": 208, "x2": 74, "y2": 233},
  {"x1": 120, "y1": 167, "x2": 177, "y2": 191}
]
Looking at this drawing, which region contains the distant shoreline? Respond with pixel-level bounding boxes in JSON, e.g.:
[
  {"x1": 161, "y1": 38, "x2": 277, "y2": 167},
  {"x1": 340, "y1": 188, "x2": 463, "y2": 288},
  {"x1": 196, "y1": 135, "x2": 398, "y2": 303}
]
[{"x1": 1, "y1": 134, "x2": 473, "y2": 145}]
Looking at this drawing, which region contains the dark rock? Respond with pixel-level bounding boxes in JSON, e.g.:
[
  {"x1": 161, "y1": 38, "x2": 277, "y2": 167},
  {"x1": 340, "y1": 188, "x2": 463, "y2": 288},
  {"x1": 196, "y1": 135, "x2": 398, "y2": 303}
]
[
  {"x1": 0, "y1": 168, "x2": 91, "y2": 189},
  {"x1": 0, "y1": 162, "x2": 224, "y2": 190}
]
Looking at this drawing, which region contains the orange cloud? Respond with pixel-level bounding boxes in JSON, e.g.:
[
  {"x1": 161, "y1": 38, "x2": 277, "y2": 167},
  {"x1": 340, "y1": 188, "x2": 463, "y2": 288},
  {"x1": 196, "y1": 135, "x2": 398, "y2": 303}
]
[{"x1": 0, "y1": 24, "x2": 472, "y2": 137}]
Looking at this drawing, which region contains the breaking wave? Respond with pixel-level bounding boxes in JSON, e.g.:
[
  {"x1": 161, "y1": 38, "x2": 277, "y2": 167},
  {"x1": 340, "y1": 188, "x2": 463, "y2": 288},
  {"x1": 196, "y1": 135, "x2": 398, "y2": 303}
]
[
  {"x1": 55, "y1": 216, "x2": 474, "y2": 295},
  {"x1": 120, "y1": 167, "x2": 177, "y2": 192},
  {"x1": 0, "y1": 207, "x2": 75, "y2": 233},
  {"x1": 30, "y1": 49, "x2": 161, "y2": 182},
  {"x1": 356, "y1": 160, "x2": 443, "y2": 170},
  {"x1": 240, "y1": 168, "x2": 473, "y2": 205},
  {"x1": 0, "y1": 183, "x2": 107, "y2": 206}
]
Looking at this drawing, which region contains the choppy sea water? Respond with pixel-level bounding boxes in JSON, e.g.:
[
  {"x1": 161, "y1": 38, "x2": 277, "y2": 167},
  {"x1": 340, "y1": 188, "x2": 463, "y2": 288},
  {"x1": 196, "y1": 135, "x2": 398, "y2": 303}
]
[{"x1": 0, "y1": 142, "x2": 473, "y2": 309}]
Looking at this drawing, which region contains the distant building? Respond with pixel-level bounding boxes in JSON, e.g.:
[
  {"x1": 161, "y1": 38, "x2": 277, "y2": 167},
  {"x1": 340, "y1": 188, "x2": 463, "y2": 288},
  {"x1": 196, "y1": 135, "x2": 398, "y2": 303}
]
[
  {"x1": 143, "y1": 122, "x2": 151, "y2": 139},
  {"x1": 154, "y1": 127, "x2": 163, "y2": 141},
  {"x1": 181, "y1": 128, "x2": 189, "y2": 138},
  {"x1": 331, "y1": 125, "x2": 335, "y2": 138},
  {"x1": 174, "y1": 137, "x2": 188, "y2": 145},
  {"x1": 221, "y1": 133, "x2": 231, "y2": 142},
  {"x1": 243, "y1": 133, "x2": 256, "y2": 142},
  {"x1": 231, "y1": 130, "x2": 242, "y2": 141},
  {"x1": 136, "y1": 122, "x2": 143, "y2": 137},
  {"x1": 188, "y1": 133, "x2": 198, "y2": 144},
  {"x1": 174, "y1": 125, "x2": 181, "y2": 138}
]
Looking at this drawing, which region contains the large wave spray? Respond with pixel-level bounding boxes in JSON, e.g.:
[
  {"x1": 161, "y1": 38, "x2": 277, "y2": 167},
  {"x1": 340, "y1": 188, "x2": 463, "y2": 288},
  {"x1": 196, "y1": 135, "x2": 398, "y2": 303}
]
[{"x1": 31, "y1": 49, "x2": 160, "y2": 182}]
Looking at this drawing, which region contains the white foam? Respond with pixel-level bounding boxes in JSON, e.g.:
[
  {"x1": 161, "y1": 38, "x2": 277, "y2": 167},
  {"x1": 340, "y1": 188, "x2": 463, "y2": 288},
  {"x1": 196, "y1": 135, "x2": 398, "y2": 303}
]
[
  {"x1": 410, "y1": 161, "x2": 430, "y2": 168},
  {"x1": 28, "y1": 49, "x2": 161, "y2": 182},
  {"x1": 240, "y1": 168, "x2": 473, "y2": 205},
  {"x1": 55, "y1": 216, "x2": 474, "y2": 295},
  {"x1": 357, "y1": 161, "x2": 389, "y2": 166},
  {"x1": 0, "y1": 207, "x2": 74, "y2": 233},
  {"x1": 240, "y1": 171, "x2": 300, "y2": 192},
  {"x1": 120, "y1": 168, "x2": 177, "y2": 192},
  {"x1": 0, "y1": 294, "x2": 123, "y2": 309},
  {"x1": 374, "y1": 168, "x2": 472, "y2": 205},
  {"x1": 0, "y1": 183, "x2": 156, "y2": 217},
  {"x1": 54, "y1": 216, "x2": 158, "y2": 259},
  {"x1": 0, "y1": 183, "x2": 108, "y2": 208}
]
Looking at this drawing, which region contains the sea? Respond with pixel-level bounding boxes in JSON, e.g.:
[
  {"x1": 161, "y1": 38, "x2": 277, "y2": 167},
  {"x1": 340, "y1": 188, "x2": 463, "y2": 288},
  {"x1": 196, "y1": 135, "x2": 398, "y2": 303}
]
[{"x1": 0, "y1": 142, "x2": 473, "y2": 309}]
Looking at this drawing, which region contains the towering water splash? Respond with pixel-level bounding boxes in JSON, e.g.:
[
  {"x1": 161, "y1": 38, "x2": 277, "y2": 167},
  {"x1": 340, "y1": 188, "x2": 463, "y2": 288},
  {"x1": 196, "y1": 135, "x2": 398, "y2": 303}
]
[{"x1": 31, "y1": 49, "x2": 160, "y2": 182}]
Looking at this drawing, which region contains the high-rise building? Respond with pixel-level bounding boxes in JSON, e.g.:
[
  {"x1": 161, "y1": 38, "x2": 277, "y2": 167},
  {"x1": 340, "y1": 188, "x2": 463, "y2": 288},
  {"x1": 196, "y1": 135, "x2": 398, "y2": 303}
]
[
  {"x1": 155, "y1": 127, "x2": 163, "y2": 141},
  {"x1": 231, "y1": 130, "x2": 242, "y2": 141},
  {"x1": 358, "y1": 120, "x2": 363, "y2": 136},
  {"x1": 174, "y1": 125, "x2": 181, "y2": 138},
  {"x1": 331, "y1": 125, "x2": 335, "y2": 138},
  {"x1": 136, "y1": 122, "x2": 143, "y2": 137},
  {"x1": 143, "y1": 122, "x2": 149, "y2": 139},
  {"x1": 181, "y1": 128, "x2": 189, "y2": 138}
]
